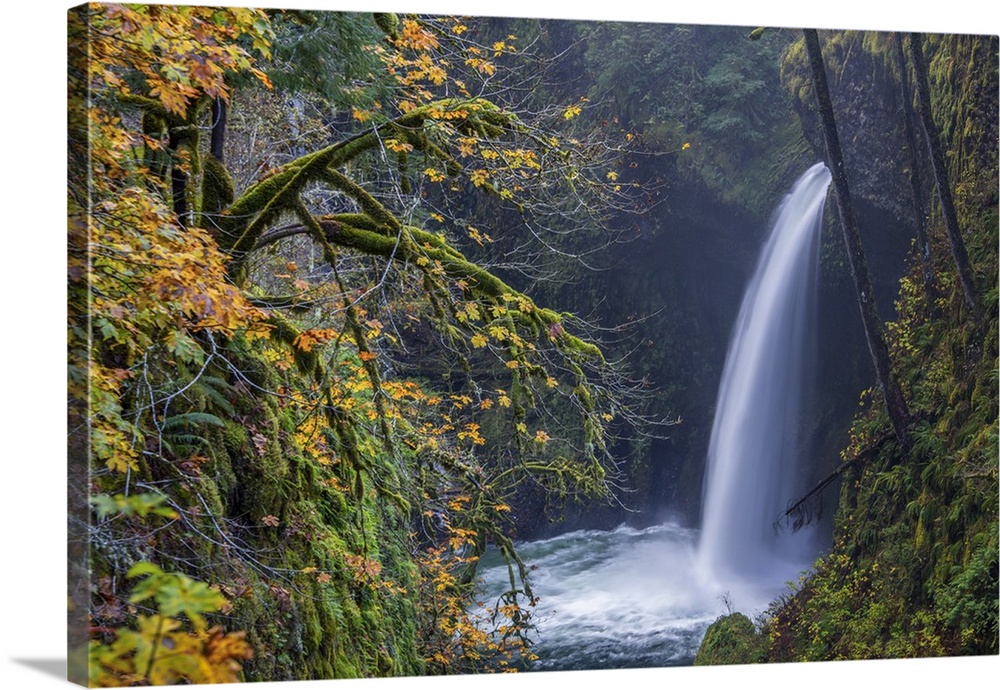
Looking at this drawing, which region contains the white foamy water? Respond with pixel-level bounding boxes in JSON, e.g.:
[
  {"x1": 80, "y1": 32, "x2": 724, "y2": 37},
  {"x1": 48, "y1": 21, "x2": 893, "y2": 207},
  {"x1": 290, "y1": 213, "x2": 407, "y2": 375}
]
[{"x1": 476, "y1": 522, "x2": 796, "y2": 671}]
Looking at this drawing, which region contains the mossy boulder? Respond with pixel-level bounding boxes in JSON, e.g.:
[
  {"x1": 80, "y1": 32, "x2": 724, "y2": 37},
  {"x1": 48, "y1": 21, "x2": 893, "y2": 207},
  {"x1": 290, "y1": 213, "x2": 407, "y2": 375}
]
[{"x1": 694, "y1": 613, "x2": 768, "y2": 666}]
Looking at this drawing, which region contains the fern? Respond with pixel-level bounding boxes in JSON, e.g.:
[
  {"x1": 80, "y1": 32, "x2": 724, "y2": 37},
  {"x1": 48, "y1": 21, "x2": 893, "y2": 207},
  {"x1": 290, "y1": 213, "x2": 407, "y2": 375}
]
[
  {"x1": 161, "y1": 411, "x2": 226, "y2": 430},
  {"x1": 160, "y1": 412, "x2": 226, "y2": 456},
  {"x1": 194, "y1": 375, "x2": 237, "y2": 417}
]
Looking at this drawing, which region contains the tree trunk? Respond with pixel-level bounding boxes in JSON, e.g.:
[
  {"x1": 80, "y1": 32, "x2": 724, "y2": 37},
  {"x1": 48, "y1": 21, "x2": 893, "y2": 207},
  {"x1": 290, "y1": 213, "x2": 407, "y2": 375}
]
[
  {"x1": 907, "y1": 32, "x2": 982, "y2": 321},
  {"x1": 893, "y1": 32, "x2": 937, "y2": 308},
  {"x1": 201, "y1": 98, "x2": 236, "y2": 231},
  {"x1": 211, "y1": 97, "x2": 227, "y2": 163},
  {"x1": 803, "y1": 29, "x2": 911, "y2": 448},
  {"x1": 168, "y1": 127, "x2": 188, "y2": 227}
]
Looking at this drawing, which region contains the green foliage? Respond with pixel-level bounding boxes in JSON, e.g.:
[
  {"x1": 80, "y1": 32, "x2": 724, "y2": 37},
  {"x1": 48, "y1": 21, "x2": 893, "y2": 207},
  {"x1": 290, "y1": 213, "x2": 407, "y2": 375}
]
[
  {"x1": 581, "y1": 22, "x2": 806, "y2": 213},
  {"x1": 89, "y1": 564, "x2": 252, "y2": 687},
  {"x1": 127, "y1": 563, "x2": 227, "y2": 630},
  {"x1": 265, "y1": 9, "x2": 388, "y2": 107},
  {"x1": 90, "y1": 493, "x2": 178, "y2": 520},
  {"x1": 933, "y1": 525, "x2": 1000, "y2": 654},
  {"x1": 694, "y1": 613, "x2": 768, "y2": 665}
]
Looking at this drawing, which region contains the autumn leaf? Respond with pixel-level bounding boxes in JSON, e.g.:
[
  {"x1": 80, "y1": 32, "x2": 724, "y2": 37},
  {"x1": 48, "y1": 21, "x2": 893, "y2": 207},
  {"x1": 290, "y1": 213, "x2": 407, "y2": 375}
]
[
  {"x1": 261, "y1": 515, "x2": 280, "y2": 527},
  {"x1": 469, "y1": 169, "x2": 490, "y2": 187},
  {"x1": 251, "y1": 431, "x2": 268, "y2": 456},
  {"x1": 385, "y1": 138, "x2": 414, "y2": 153}
]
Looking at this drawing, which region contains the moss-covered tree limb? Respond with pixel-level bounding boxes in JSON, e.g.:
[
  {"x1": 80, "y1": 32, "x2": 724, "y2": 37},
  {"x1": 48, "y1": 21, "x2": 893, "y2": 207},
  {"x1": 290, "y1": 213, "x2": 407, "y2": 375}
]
[
  {"x1": 219, "y1": 98, "x2": 515, "y2": 281},
  {"x1": 318, "y1": 217, "x2": 603, "y2": 361}
]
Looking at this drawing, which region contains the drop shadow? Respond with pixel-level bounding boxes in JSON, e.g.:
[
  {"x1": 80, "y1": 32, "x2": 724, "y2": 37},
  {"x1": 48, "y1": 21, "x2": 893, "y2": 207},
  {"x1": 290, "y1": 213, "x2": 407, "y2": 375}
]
[{"x1": 11, "y1": 657, "x2": 66, "y2": 681}]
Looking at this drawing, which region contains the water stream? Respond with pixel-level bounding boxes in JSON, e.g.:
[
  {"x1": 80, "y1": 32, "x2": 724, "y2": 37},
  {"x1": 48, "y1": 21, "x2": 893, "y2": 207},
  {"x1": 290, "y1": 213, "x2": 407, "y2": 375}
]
[
  {"x1": 477, "y1": 164, "x2": 833, "y2": 671},
  {"x1": 697, "y1": 161, "x2": 831, "y2": 588}
]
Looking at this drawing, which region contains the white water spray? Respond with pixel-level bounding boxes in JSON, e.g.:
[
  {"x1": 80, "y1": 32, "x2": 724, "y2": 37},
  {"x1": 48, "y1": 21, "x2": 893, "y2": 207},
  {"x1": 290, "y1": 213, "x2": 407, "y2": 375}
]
[{"x1": 697, "y1": 162, "x2": 831, "y2": 600}]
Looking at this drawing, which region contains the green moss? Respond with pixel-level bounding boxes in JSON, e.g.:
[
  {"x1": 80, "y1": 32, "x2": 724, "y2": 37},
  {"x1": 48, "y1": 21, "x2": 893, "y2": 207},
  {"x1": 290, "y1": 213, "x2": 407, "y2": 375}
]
[
  {"x1": 695, "y1": 613, "x2": 768, "y2": 665},
  {"x1": 372, "y1": 12, "x2": 399, "y2": 40},
  {"x1": 200, "y1": 154, "x2": 235, "y2": 230}
]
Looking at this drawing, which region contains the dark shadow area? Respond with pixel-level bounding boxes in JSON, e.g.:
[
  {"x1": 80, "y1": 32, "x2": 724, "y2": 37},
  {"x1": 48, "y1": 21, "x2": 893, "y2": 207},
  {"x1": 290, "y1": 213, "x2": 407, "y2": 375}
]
[{"x1": 11, "y1": 658, "x2": 67, "y2": 681}]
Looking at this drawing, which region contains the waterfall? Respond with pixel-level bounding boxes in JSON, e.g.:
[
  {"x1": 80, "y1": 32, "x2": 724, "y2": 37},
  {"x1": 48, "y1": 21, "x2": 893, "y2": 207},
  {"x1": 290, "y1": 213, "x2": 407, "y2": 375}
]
[{"x1": 697, "y1": 162, "x2": 832, "y2": 588}]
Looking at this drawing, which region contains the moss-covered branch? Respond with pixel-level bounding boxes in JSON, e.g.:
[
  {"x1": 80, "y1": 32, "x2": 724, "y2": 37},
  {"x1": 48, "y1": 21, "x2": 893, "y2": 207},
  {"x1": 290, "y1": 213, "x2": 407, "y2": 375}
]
[{"x1": 219, "y1": 98, "x2": 515, "y2": 282}]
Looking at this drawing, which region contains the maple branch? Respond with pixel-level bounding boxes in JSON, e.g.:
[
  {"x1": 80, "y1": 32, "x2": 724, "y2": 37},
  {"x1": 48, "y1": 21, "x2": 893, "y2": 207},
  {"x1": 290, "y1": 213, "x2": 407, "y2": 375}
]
[{"x1": 219, "y1": 98, "x2": 515, "y2": 280}]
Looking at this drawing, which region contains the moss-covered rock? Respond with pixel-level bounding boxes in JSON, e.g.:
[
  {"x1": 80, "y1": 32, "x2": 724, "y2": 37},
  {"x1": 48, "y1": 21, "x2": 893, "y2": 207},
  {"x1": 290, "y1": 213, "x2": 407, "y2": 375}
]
[{"x1": 694, "y1": 613, "x2": 768, "y2": 665}]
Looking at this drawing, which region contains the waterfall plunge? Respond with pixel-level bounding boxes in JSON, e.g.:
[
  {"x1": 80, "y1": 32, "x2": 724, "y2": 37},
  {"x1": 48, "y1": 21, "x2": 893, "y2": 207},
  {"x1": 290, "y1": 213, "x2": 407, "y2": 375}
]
[
  {"x1": 474, "y1": 165, "x2": 836, "y2": 664},
  {"x1": 697, "y1": 162, "x2": 832, "y2": 597}
]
